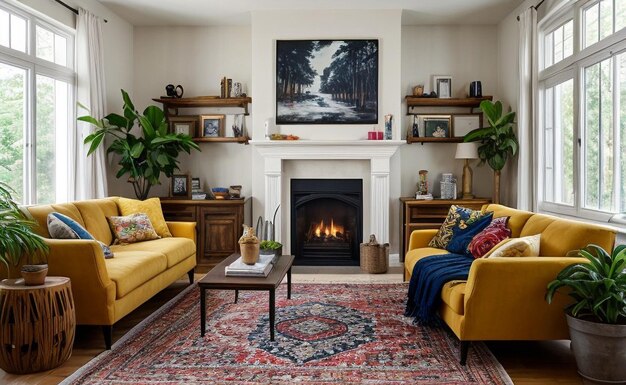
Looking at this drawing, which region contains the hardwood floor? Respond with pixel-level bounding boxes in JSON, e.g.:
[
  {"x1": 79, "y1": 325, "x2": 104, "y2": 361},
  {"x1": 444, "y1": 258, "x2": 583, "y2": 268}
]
[{"x1": 0, "y1": 272, "x2": 584, "y2": 384}]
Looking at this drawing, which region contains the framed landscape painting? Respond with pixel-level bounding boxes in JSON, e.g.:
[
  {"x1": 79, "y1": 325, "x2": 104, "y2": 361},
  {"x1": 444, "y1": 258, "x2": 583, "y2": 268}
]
[{"x1": 276, "y1": 39, "x2": 378, "y2": 125}]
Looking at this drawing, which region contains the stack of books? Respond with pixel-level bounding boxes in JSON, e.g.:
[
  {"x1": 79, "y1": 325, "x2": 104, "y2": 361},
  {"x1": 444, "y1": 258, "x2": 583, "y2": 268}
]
[{"x1": 225, "y1": 254, "x2": 274, "y2": 277}]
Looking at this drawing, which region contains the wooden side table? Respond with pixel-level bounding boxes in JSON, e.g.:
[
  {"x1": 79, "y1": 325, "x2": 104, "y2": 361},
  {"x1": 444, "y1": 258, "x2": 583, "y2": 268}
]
[{"x1": 0, "y1": 277, "x2": 76, "y2": 374}]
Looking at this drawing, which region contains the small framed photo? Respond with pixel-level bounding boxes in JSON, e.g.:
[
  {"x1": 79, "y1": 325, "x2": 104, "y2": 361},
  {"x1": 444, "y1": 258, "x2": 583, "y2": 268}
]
[
  {"x1": 200, "y1": 114, "x2": 225, "y2": 137},
  {"x1": 453, "y1": 114, "x2": 482, "y2": 138},
  {"x1": 191, "y1": 177, "x2": 201, "y2": 192},
  {"x1": 423, "y1": 115, "x2": 451, "y2": 138},
  {"x1": 433, "y1": 75, "x2": 452, "y2": 98},
  {"x1": 168, "y1": 116, "x2": 197, "y2": 136},
  {"x1": 170, "y1": 174, "x2": 191, "y2": 198}
]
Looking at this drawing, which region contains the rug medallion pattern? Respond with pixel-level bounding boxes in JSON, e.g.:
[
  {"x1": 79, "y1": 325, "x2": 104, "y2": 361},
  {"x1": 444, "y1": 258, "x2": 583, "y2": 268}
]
[{"x1": 61, "y1": 283, "x2": 513, "y2": 385}]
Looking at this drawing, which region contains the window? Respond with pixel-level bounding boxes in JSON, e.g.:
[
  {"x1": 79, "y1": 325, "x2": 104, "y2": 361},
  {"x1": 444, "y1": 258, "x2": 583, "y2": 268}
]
[
  {"x1": 0, "y1": 3, "x2": 74, "y2": 205},
  {"x1": 539, "y1": 0, "x2": 626, "y2": 220}
]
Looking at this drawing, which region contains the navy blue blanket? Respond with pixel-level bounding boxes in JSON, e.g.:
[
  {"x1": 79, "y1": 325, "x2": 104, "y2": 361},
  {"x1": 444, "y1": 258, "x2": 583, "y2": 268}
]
[{"x1": 405, "y1": 254, "x2": 474, "y2": 325}]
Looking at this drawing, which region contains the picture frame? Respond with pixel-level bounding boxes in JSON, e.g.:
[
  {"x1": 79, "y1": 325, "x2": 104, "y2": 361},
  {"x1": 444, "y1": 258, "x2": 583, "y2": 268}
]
[
  {"x1": 423, "y1": 115, "x2": 452, "y2": 138},
  {"x1": 433, "y1": 75, "x2": 452, "y2": 98},
  {"x1": 453, "y1": 114, "x2": 482, "y2": 138},
  {"x1": 170, "y1": 174, "x2": 191, "y2": 198},
  {"x1": 199, "y1": 114, "x2": 225, "y2": 137},
  {"x1": 276, "y1": 39, "x2": 378, "y2": 125},
  {"x1": 168, "y1": 116, "x2": 197, "y2": 137}
]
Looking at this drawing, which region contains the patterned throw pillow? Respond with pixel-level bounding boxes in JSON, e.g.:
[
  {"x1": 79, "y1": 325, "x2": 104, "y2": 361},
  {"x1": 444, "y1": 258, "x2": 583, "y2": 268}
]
[
  {"x1": 467, "y1": 216, "x2": 512, "y2": 258},
  {"x1": 107, "y1": 213, "x2": 160, "y2": 244},
  {"x1": 117, "y1": 197, "x2": 172, "y2": 238},
  {"x1": 446, "y1": 212, "x2": 494, "y2": 255},
  {"x1": 487, "y1": 234, "x2": 541, "y2": 258},
  {"x1": 428, "y1": 205, "x2": 487, "y2": 249},
  {"x1": 47, "y1": 212, "x2": 114, "y2": 259}
]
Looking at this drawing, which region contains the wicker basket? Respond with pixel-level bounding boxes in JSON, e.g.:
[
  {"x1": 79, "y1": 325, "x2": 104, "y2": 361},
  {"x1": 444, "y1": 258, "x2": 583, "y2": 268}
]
[{"x1": 360, "y1": 234, "x2": 389, "y2": 274}]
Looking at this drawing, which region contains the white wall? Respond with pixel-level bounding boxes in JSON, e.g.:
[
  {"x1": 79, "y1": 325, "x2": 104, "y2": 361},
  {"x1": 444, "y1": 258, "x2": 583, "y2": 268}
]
[{"x1": 131, "y1": 26, "x2": 252, "y2": 198}]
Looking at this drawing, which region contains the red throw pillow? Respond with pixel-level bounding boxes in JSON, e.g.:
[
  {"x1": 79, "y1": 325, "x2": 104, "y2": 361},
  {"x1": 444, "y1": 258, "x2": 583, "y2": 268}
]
[{"x1": 467, "y1": 216, "x2": 511, "y2": 258}]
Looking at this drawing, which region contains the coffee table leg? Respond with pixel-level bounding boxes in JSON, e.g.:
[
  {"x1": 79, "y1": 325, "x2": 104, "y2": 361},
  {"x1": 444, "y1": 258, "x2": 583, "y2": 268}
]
[
  {"x1": 269, "y1": 289, "x2": 275, "y2": 341},
  {"x1": 287, "y1": 267, "x2": 292, "y2": 300},
  {"x1": 200, "y1": 288, "x2": 206, "y2": 337},
  {"x1": 235, "y1": 289, "x2": 239, "y2": 303}
]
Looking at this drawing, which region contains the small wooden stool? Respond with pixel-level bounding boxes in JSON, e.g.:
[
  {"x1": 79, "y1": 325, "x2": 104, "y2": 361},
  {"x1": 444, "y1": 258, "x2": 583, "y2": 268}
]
[{"x1": 0, "y1": 277, "x2": 76, "y2": 374}]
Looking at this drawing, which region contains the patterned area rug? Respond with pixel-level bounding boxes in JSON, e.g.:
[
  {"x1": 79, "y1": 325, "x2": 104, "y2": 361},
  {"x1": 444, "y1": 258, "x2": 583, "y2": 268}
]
[{"x1": 62, "y1": 283, "x2": 513, "y2": 384}]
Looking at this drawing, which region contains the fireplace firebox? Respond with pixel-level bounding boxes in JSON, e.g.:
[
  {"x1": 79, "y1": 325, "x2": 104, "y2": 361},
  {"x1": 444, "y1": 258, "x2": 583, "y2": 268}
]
[{"x1": 291, "y1": 179, "x2": 363, "y2": 266}]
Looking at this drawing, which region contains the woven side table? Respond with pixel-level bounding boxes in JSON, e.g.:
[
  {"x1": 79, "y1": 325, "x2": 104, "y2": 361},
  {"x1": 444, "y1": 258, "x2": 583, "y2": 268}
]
[{"x1": 0, "y1": 277, "x2": 76, "y2": 374}]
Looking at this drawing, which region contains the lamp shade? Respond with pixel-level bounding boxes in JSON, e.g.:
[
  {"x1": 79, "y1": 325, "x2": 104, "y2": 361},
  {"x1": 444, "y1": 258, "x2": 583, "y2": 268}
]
[{"x1": 455, "y1": 142, "x2": 479, "y2": 159}]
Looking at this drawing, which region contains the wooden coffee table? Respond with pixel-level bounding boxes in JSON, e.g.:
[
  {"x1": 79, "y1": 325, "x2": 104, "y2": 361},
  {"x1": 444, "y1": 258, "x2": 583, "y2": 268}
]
[{"x1": 198, "y1": 253, "x2": 294, "y2": 341}]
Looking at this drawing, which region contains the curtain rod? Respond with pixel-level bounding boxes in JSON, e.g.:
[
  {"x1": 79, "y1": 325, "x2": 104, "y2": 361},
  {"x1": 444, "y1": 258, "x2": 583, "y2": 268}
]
[
  {"x1": 52, "y1": 0, "x2": 108, "y2": 23},
  {"x1": 516, "y1": 0, "x2": 545, "y2": 21}
]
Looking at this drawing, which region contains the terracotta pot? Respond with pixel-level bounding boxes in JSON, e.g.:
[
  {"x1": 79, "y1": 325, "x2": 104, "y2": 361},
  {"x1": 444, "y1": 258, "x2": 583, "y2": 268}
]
[
  {"x1": 240, "y1": 243, "x2": 260, "y2": 265},
  {"x1": 20, "y1": 264, "x2": 48, "y2": 286}
]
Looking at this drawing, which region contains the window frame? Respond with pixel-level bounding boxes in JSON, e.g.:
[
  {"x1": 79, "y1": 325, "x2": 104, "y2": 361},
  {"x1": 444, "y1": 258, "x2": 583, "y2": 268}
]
[{"x1": 0, "y1": 1, "x2": 76, "y2": 205}]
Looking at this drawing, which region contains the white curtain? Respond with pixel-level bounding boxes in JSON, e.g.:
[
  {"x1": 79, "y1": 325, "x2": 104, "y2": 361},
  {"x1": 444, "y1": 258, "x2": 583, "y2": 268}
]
[
  {"x1": 517, "y1": 7, "x2": 538, "y2": 211},
  {"x1": 74, "y1": 7, "x2": 108, "y2": 200}
]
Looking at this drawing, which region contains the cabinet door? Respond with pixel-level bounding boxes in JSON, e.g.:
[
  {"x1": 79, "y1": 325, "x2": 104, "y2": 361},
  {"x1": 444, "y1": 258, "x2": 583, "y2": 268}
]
[{"x1": 199, "y1": 207, "x2": 241, "y2": 268}]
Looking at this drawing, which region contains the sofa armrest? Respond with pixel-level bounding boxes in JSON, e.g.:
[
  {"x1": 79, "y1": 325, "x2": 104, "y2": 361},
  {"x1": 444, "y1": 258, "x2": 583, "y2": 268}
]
[
  {"x1": 166, "y1": 221, "x2": 196, "y2": 243},
  {"x1": 408, "y1": 229, "x2": 438, "y2": 250},
  {"x1": 460, "y1": 256, "x2": 586, "y2": 340},
  {"x1": 45, "y1": 238, "x2": 116, "y2": 325}
]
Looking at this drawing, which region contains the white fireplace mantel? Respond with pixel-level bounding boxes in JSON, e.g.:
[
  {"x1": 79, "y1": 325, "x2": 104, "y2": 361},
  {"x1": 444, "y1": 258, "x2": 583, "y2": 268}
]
[{"x1": 251, "y1": 140, "x2": 403, "y2": 244}]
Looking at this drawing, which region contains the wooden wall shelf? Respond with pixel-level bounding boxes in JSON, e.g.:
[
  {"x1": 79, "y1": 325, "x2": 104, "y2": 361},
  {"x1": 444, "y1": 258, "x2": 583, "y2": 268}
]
[
  {"x1": 405, "y1": 95, "x2": 493, "y2": 109},
  {"x1": 193, "y1": 137, "x2": 249, "y2": 144},
  {"x1": 406, "y1": 136, "x2": 463, "y2": 144},
  {"x1": 153, "y1": 96, "x2": 252, "y2": 115}
]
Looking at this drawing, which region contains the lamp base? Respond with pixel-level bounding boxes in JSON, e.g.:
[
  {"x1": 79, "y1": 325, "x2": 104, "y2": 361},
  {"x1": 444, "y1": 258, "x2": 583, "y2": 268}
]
[{"x1": 461, "y1": 193, "x2": 475, "y2": 199}]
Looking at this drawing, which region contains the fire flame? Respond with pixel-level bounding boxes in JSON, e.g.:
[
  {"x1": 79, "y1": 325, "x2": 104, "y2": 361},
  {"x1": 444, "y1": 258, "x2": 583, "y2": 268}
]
[{"x1": 313, "y1": 218, "x2": 344, "y2": 238}]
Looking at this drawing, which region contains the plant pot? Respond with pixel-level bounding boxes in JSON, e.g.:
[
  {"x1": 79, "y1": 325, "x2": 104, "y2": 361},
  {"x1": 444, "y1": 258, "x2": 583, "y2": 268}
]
[
  {"x1": 20, "y1": 264, "x2": 48, "y2": 286},
  {"x1": 260, "y1": 246, "x2": 282, "y2": 264},
  {"x1": 566, "y1": 314, "x2": 626, "y2": 383},
  {"x1": 240, "y1": 243, "x2": 260, "y2": 265}
]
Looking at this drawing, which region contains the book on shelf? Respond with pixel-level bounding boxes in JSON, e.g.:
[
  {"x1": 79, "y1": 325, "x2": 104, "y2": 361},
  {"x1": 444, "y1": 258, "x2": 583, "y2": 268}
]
[{"x1": 225, "y1": 254, "x2": 274, "y2": 277}]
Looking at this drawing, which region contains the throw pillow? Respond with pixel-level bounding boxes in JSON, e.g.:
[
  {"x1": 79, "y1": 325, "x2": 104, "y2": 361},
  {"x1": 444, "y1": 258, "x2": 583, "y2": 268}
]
[
  {"x1": 467, "y1": 216, "x2": 512, "y2": 258},
  {"x1": 107, "y1": 213, "x2": 160, "y2": 244},
  {"x1": 428, "y1": 205, "x2": 487, "y2": 249},
  {"x1": 487, "y1": 234, "x2": 541, "y2": 258},
  {"x1": 446, "y1": 212, "x2": 494, "y2": 255},
  {"x1": 117, "y1": 197, "x2": 172, "y2": 238},
  {"x1": 47, "y1": 212, "x2": 114, "y2": 258}
]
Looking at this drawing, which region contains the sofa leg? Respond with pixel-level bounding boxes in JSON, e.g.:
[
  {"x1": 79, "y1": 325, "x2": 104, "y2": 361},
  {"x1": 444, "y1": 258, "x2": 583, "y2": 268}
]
[
  {"x1": 460, "y1": 341, "x2": 470, "y2": 365},
  {"x1": 188, "y1": 269, "x2": 194, "y2": 284},
  {"x1": 102, "y1": 325, "x2": 113, "y2": 350}
]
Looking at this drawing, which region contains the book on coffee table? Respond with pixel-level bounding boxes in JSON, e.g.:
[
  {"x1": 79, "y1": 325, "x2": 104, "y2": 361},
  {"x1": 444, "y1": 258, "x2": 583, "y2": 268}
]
[{"x1": 225, "y1": 254, "x2": 274, "y2": 277}]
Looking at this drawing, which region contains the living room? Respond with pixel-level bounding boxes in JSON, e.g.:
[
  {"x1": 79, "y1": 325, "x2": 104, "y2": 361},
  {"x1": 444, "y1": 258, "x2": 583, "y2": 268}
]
[{"x1": 1, "y1": 0, "x2": 626, "y2": 383}]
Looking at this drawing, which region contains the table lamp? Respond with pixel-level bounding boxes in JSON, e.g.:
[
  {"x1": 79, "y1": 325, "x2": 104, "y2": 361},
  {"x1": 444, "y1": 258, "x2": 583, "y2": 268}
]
[{"x1": 455, "y1": 142, "x2": 479, "y2": 199}]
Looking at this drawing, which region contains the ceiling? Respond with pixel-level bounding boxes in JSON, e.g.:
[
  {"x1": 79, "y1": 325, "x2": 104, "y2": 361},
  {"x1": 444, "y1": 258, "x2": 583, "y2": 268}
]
[{"x1": 96, "y1": 0, "x2": 525, "y2": 27}]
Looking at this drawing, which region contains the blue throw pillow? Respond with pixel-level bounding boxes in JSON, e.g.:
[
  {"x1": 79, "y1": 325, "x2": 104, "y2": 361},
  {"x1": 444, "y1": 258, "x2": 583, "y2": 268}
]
[
  {"x1": 445, "y1": 212, "x2": 494, "y2": 256},
  {"x1": 47, "y1": 212, "x2": 114, "y2": 259}
]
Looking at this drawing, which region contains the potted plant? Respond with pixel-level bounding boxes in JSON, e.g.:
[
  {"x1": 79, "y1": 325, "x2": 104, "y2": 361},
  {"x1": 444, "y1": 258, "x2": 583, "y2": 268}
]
[
  {"x1": 546, "y1": 244, "x2": 626, "y2": 383},
  {"x1": 0, "y1": 182, "x2": 49, "y2": 284},
  {"x1": 463, "y1": 100, "x2": 518, "y2": 204},
  {"x1": 78, "y1": 90, "x2": 200, "y2": 200},
  {"x1": 260, "y1": 240, "x2": 283, "y2": 263}
]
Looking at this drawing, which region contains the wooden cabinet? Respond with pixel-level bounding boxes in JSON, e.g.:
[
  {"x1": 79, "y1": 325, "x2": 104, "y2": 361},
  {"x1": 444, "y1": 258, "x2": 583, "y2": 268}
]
[
  {"x1": 399, "y1": 198, "x2": 490, "y2": 262},
  {"x1": 405, "y1": 95, "x2": 492, "y2": 144},
  {"x1": 160, "y1": 198, "x2": 250, "y2": 271}
]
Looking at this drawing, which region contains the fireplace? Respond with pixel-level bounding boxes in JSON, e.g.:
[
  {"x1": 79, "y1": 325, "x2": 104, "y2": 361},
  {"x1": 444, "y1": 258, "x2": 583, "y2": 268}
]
[{"x1": 291, "y1": 179, "x2": 363, "y2": 266}]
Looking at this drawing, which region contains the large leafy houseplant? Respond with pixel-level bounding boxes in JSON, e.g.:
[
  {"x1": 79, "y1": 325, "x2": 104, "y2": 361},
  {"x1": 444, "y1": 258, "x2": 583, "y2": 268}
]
[
  {"x1": 546, "y1": 244, "x2": 626, "y2": 383},
  {"x1": 463, "y1": 100, "x2": 518, "y2": 204},
  {"x1": 79, "y1": 90, "x2": 200, "y2": 200},
  {"x1": 0, "y1": 182, "x2": 48, "y2": 276}
]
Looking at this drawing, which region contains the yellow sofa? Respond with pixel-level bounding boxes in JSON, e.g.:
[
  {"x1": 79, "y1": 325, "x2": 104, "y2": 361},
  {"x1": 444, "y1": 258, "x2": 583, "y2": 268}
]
[
  {"x1": 404, "y1": 204, "x2": 616, "y2": 364},
  {"x1": 26, "y1": 197, "x2": 197, "y2": 349}
]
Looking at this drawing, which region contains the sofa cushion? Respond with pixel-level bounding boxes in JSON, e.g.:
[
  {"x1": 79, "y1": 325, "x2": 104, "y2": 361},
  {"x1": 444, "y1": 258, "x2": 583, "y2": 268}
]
[
  {"x1": 117, "y1": 197, "x2": 172, "y2": 238},
  {"x1": 405, "y1": 247, "x2": 450, "y2": 277},
  {"x1": 539, "y1": 218, "x2": 616, "y2": 257},
  {"x1": 488, "y1": 234, "x2": 541, "y2": 258},
  {"x1": 105, "y1": 251, "x2": 168, "y2": 298},
  {"x1": 47, "y1": 212, "x2": 114, "y2": 259},
  {"x1": 27, "y1": 203, "x2": 84, "y2": 238},
  {"x1": 108, "y1": 213, "x2": 160, "y2": 244},
  {"x1": 110, "y1": 237, "x2": 195, "y2": 268},
  {"x1": 468, "y1": 216, "x2": 512, "y2": 258},
  {"x1": 483, "y1": 204, "x2": 534, "y2": 238},
  {"x1": 446, "y1": 212, "x2": 493, "y2": 255},
  {"x1": 441, "y1": 281, "x2": 466, "y2": 315},
  {"x1": 74, "y1": 198, "x2": 119, "y2": 246},
  {"x1": 429, "y1": 205, "x2": 487, "y2": 249}
]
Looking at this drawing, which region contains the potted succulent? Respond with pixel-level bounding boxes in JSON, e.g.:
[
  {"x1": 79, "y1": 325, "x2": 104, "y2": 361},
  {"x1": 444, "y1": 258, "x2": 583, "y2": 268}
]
[
  {"x1": 546, "y1": 244, "x2": 626, "y2": 383},
  {"x1": 260, "y1": 240, "x2": 283, "y2": 263},
  {"x1": 0, "y1": 182, "x2": 49, "y2": 284},
  {"x1": 463, "y1": 100, "x2": 518, "y2": 204},
  {"x1": 79, "y1": 90, "x2": 200, "y2": 200}
]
